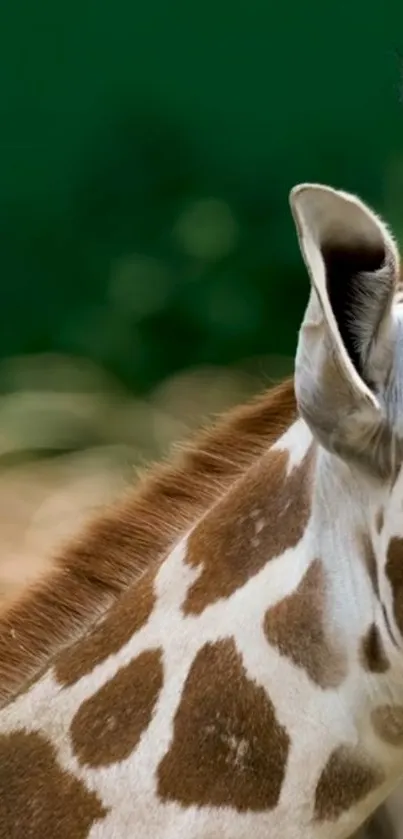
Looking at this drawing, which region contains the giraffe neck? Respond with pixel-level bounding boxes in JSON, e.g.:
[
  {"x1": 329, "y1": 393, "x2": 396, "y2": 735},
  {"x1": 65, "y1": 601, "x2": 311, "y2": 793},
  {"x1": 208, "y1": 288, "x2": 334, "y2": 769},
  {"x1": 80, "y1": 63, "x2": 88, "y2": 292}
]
[
  {"x1": 0, "y1": 377, "x2": 297, "y2": 705},
  {"x1": 1, "y1": 409, "x2": 402, "y2": 839}
]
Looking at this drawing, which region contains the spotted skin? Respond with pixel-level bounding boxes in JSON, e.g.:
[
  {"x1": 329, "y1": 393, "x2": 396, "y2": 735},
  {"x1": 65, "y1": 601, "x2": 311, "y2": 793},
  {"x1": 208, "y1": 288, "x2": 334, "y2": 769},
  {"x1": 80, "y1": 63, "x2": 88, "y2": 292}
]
[{"x1": 2, "y1": 183, "x2": 403, "y2": 838}]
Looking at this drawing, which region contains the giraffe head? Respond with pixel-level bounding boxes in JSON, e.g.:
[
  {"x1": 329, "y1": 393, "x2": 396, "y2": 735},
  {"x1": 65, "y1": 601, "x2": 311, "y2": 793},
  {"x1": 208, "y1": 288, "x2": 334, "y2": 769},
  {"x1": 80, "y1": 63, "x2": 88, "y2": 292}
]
[
  {"x1": 291, "y1": 183, "x2": 403, "y2": 659},
  {"x1": 291, "y1": 183, "x2": 402, "y2": 478}
]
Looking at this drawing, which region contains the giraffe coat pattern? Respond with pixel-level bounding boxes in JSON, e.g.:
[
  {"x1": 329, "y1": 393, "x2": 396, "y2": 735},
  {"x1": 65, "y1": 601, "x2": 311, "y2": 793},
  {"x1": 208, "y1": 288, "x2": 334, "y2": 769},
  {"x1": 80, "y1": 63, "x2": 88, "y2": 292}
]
[{"x1": 3, "y1": 184, "x2": 403, "y2": 838}]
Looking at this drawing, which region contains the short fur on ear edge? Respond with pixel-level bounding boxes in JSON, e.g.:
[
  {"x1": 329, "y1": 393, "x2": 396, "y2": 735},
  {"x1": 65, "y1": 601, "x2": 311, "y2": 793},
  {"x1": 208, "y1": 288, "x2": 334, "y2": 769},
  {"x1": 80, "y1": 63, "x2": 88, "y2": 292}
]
[{"x1": 290, "y1": 183, "x2": 401, "y2": 476}]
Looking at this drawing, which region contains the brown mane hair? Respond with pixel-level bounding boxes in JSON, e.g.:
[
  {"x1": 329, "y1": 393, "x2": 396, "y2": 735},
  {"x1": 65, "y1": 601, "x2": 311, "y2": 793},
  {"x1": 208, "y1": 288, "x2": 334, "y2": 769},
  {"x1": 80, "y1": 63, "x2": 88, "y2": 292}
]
[{"x1": 0, "y1": 377, "x2": 296, "y2": 705}]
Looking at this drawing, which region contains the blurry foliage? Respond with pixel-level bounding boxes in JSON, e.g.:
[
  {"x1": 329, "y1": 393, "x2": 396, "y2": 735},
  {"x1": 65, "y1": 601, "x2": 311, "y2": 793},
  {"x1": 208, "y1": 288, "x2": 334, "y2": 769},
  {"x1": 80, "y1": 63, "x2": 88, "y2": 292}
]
[
  {"x1": 0, "y1": 108, "x2": 304, "y2": 396},
  {"x1": 1, "y1": 2, "x2": 403, "y2": 400}
]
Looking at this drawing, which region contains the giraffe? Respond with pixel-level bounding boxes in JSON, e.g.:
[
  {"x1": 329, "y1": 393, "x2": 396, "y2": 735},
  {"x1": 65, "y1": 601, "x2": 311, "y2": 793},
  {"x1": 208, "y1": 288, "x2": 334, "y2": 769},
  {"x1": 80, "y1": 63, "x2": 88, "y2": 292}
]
[{"x1": 2, "y1": 184, "x2": 403, "y2": 839}]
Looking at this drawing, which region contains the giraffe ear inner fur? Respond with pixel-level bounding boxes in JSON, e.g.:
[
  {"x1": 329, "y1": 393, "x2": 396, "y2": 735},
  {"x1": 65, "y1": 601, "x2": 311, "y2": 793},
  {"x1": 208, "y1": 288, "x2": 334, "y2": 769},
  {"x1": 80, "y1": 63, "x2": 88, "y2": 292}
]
[
  {"x1": 322, "y1": 239, "x2": 386, "y2": 383},
  {"x1": 289, "y1": 183, "x2": 401, "y2": 475},
  {"x1": 290, "y1": 183, "x2": 398, "y2": 391}
]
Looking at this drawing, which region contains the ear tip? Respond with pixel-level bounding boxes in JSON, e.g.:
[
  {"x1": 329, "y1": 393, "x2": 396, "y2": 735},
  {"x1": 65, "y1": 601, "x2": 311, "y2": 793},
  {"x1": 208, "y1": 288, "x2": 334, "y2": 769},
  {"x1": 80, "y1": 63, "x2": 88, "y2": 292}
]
[
  {"x1": 289, "y1": 183, "x2": 308, "y2": 206},
  {"x1": 289, "y1": 183, "x2": 400, "y2": 263},
  {"x1": 289, "y1": 183, "x2": 337, "y2": 207}
]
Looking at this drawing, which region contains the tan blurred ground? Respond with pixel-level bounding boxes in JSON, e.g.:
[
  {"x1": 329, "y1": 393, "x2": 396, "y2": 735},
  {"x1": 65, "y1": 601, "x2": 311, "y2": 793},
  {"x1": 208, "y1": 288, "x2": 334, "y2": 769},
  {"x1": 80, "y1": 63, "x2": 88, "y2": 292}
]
[{"x1": 0, "y1": 352, "x2": 292, "y2": 610}]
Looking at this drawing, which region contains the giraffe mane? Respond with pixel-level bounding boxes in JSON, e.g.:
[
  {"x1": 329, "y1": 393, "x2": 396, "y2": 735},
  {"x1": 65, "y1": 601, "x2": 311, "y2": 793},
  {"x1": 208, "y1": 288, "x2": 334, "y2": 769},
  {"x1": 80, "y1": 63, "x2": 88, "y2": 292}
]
[{"x1": 0, "y1": 376, "x2": 296, "y2": 704}]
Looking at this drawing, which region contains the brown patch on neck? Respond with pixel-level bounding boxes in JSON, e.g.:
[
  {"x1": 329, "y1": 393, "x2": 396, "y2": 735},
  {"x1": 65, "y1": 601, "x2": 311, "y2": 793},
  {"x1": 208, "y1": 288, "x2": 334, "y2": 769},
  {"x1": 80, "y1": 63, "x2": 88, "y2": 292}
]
[
  {"x1": 360, "y1": 533, "x2": 380, "y2": 601},
  {"x1": 0, "y1": 730, "x2": 107, "y2": 837},
  {"x1": 314, "y1": 745, "x2": 384, "y2": 822},
  {"x1": 360, "y1": 624, "x2": 390, "y2": 674},
  {"x1": 376, "y1": 509, "x2": 384, "y2": 535},
  {"x1": 382, "y1": 604, "x2": 399, "y2": 650},
  {"x1": 385, "y1": 537, "x2": 403, "y2": 637},
  {"x1": 157, "y1": 637, "x2": 290, "y2": 811},
  {"x1": 371, "y1": 704, "x2": 403, "y2": 746},
  {"x1": 0, "y1": 378, "x2": 297, "y2": 705},
  {"x1": 183, "y1": 443, "x2": 314, "y2": 615},
  {"x1": 264, "y1": 558, "x2": 346, "y2": 688},
  {"x1": 55, "y1": 564, "x2": 157, "y2": 688},
  {"x1": 70, "y1": 647, "x2": 163, "y2": 767}
]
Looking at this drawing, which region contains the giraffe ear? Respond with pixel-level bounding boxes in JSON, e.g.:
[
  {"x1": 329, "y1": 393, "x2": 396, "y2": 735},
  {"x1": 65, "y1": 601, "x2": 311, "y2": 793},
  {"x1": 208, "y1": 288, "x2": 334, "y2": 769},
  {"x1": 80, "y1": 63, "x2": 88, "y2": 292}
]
[{"x1": 290, "y1": 183, "x2": 401, "y2": 475}]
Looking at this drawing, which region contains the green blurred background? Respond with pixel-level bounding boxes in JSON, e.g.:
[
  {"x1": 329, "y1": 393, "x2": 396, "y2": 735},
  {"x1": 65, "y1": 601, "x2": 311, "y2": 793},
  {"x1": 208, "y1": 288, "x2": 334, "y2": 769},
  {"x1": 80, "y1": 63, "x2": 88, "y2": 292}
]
[{"x1": 1, "y1": 0, "x2": 403, "y2": 470}]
